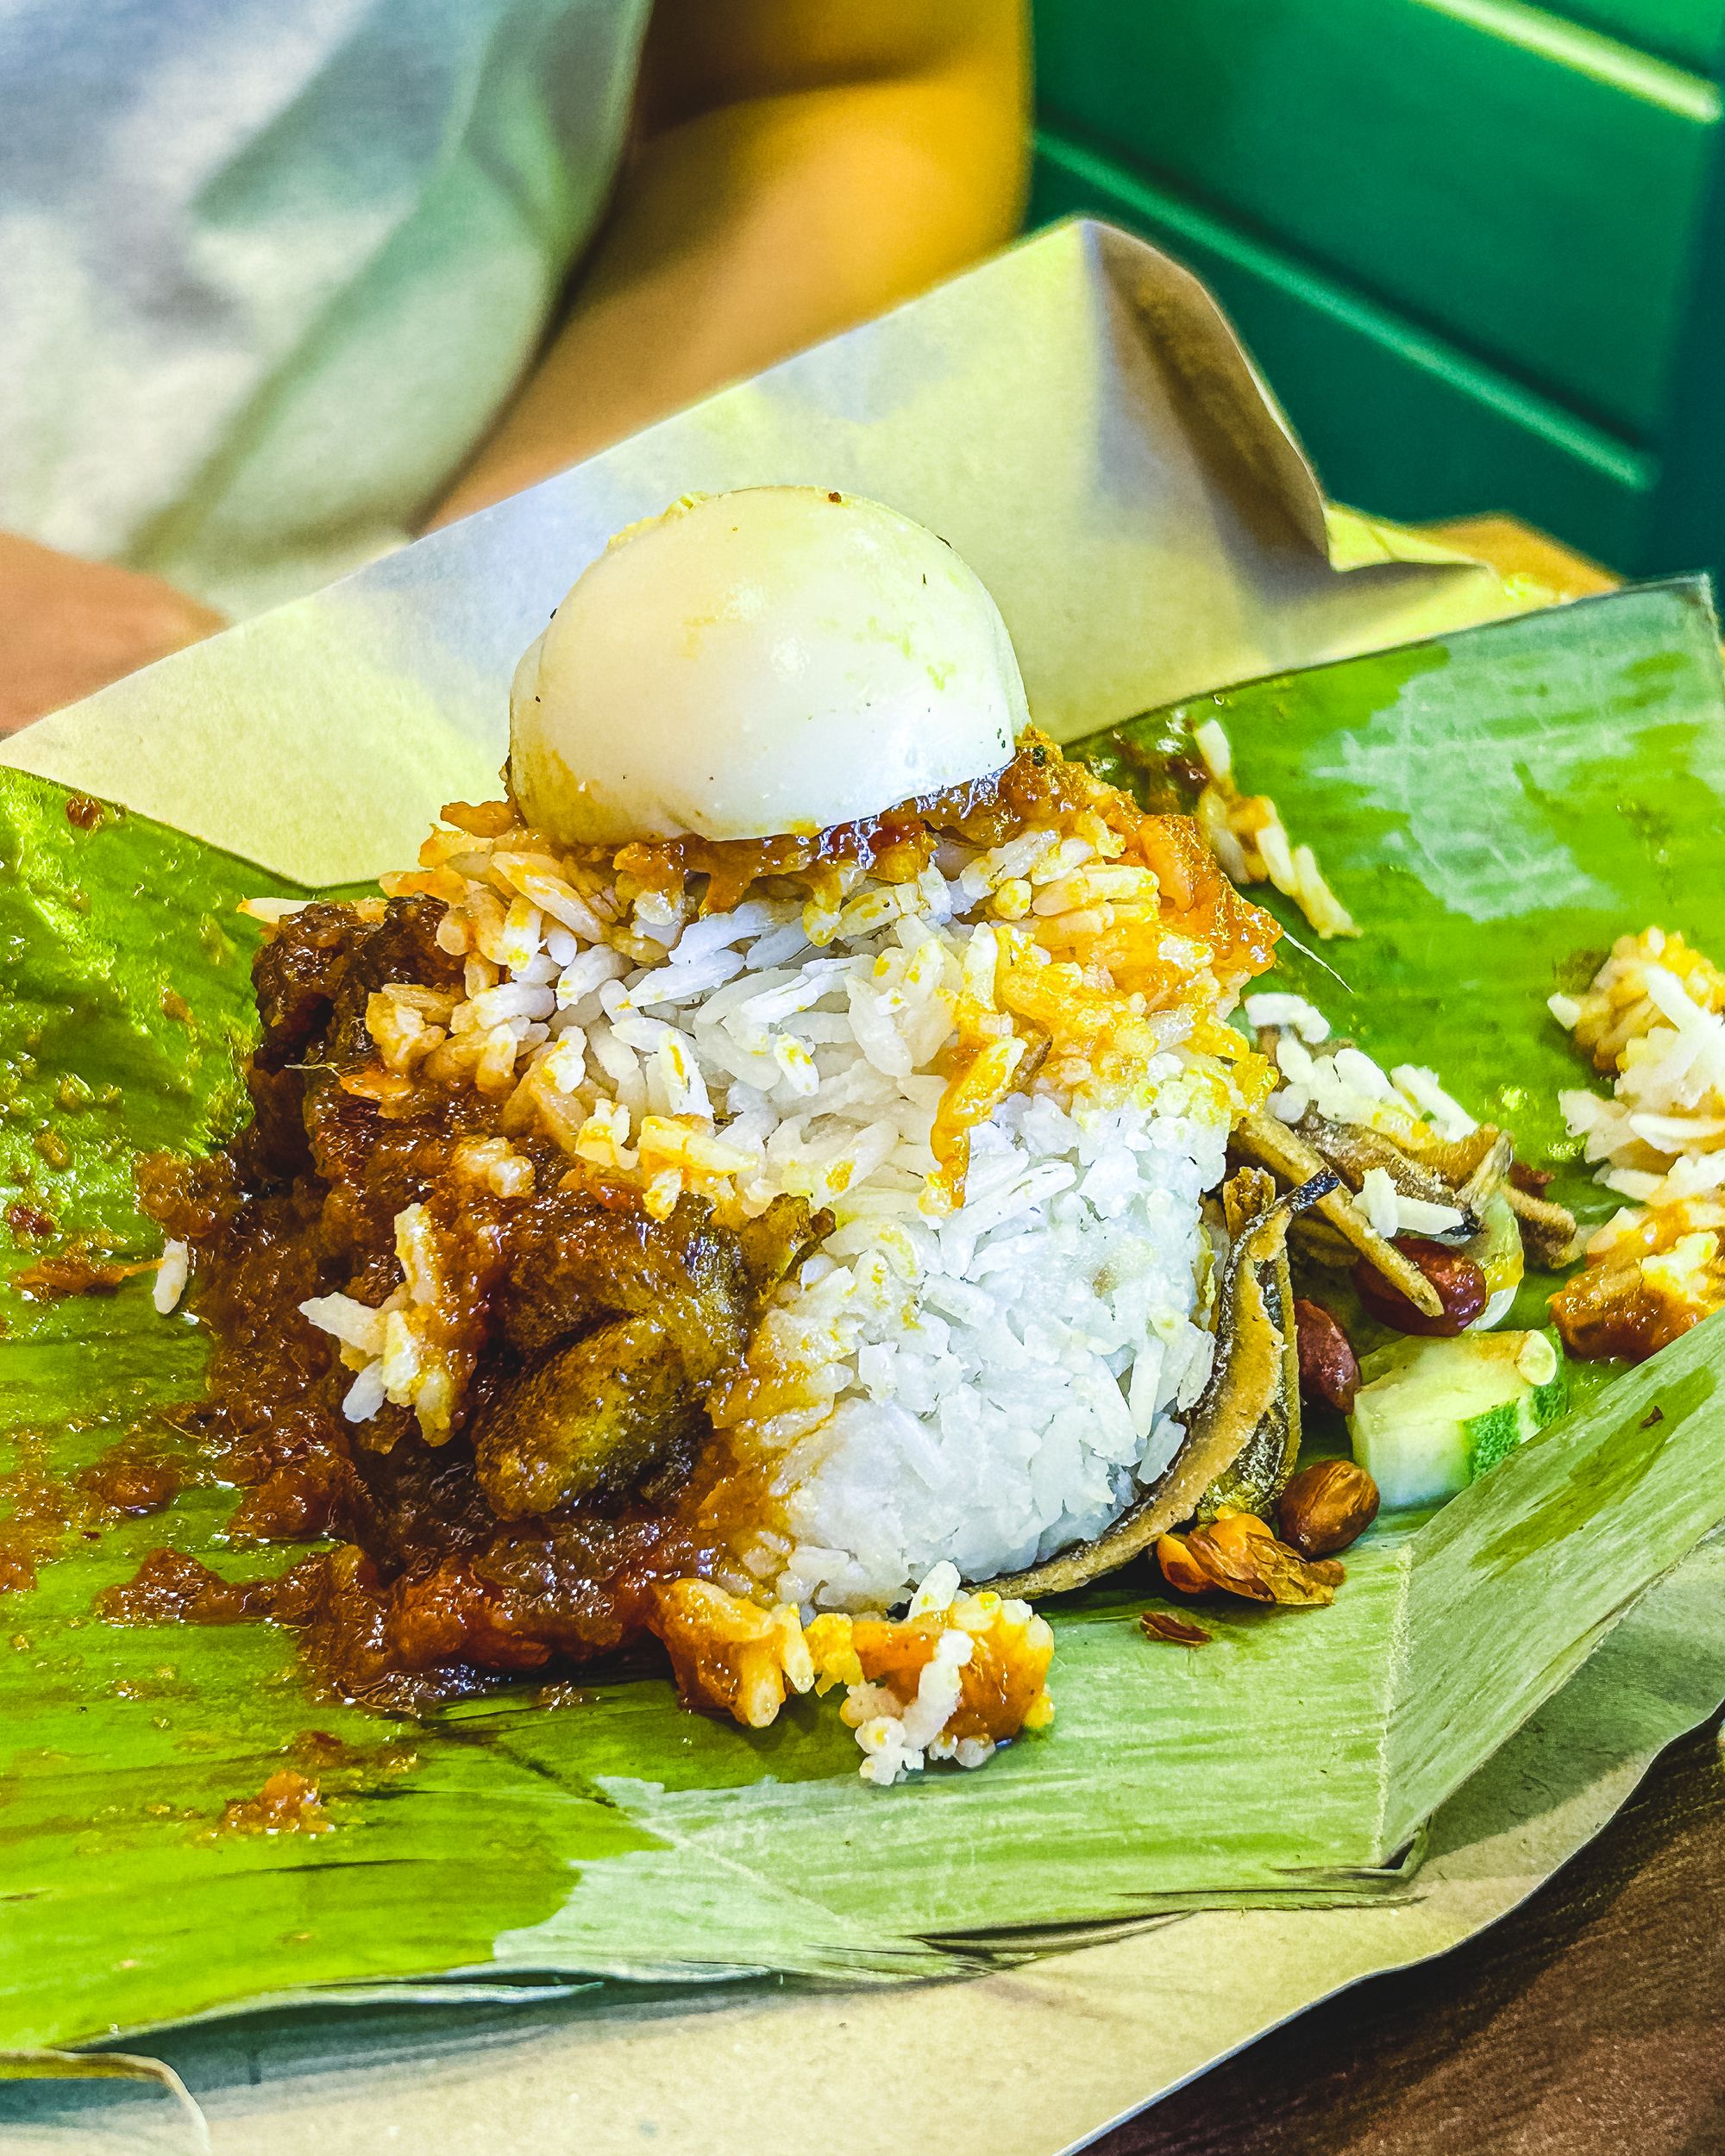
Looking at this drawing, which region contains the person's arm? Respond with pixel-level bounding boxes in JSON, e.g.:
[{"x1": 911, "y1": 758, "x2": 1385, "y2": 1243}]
[
  {"x1": 430, "y1": 0, "x2": 1027, "y2": 525},
  {"x1": 0, "y1": 536, "x2": 225, "y2": 736},
  {"x1": 0, "y1": 3, "x2": 1020, "y2": 734}
]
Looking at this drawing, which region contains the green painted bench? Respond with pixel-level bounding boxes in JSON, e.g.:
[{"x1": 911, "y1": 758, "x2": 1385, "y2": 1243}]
[{"x1": 1030, "y1": 0, "x2": 1725, "y2": 584}]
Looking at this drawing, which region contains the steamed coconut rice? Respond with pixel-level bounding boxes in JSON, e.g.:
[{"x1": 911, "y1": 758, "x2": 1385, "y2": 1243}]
[
  {"x1": 135, "y1": 731, "x2": 1280, "y2": 1780},
  {"x1": 311, "y1": 745, "x2": 1262, "y2": 1614}
]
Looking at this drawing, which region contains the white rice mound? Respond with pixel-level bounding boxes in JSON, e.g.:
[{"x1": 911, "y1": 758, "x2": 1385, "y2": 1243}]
[
  {"x1": 742, "y1": 1082, "x2": 1226, "y2": 1611},
  {"x1": 300, "y1": 806, "x2": 1247, "y2": 1614}
]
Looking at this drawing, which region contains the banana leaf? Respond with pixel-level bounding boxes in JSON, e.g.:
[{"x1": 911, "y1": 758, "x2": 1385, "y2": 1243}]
[{"x1": 3, "y1": 579, "x2": 1724, "y2": 2052}]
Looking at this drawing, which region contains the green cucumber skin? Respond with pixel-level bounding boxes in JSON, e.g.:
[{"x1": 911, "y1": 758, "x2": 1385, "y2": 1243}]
[
  {"x1": 1466, "y1": 1401, "x2": 1531, "y2": 1480},
  {"x1": 1350, "y1": 1332, "x2": 1571, "y2": 1512},
  {"x1": 1468, "y1": 1353, "x2": 1571, "y2": 1482},
  {"x1": 1529, "y1": 1363, "x2": 1570, "y2": 1426}
]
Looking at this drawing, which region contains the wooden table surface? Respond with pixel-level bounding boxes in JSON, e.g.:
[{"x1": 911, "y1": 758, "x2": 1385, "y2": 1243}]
[
  {"x1": 1098, "y1": 1715, "x2": 1725, "y2": 2155},
  {"x1": 1098, "y1": 511, "x2": 1725, "y2": 2156}
]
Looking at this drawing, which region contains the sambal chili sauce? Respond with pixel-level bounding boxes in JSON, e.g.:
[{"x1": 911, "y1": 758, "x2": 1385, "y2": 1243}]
[
  {"x1": 100, "y1": 887, "x2": 803, "y2": 1710},
  {"x1": 122, "y1": 1089, "x2": 753, "y2": 1712}
]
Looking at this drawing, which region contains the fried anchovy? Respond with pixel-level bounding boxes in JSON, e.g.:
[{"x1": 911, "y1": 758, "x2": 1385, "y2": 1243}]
[
  {"x1": 1232, "y1": 1112, "x2": 1445, "y2": 1317},
  {"x1": 1292, "y1": 1109, "x2": 1484, "y2": 1238},
  {"x1": 1402, "y1": 1123, "x2": 1508, "y2": 1188},
  {"x1": 1505, "y1": 1181, "x2": 1581, "y2": 1269},
  {"x1": 1453, "y1": 1129, "x2": 1515, "y2": 1218},
  {"x1": 983, "y1": 1170, "x2": 1336, "y2": 1599}
]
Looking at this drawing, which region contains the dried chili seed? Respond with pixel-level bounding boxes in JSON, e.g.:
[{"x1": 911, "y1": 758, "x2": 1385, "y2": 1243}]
[
  {"x1": 1157, "y1": 1515, "x2": 1343, "y2": 1608},
  {"x1": 1354, "y1": 1238, "x2": 1487, "y2": 1337}
]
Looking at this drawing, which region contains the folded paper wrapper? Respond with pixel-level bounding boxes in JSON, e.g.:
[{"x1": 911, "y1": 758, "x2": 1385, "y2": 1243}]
[
  {"x1": 2, "y1": 220, "x2": 1713, "y2": 2153},
  {"x1": 3, "y1": 219, "x2": 1521, "y2": 885}
]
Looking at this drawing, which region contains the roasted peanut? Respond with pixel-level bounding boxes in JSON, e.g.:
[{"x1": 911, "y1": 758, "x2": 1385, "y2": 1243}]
[
  {"x1": 1293, "y1": 1297, "x2": 1359, "y2": 1413},
  {"x1": 1277, "y1": 1458, "x2": 1380, "y2": 1557},
  {"x1": 1353, "y1": 1237, "x2": 1487, "y2": 1337}
]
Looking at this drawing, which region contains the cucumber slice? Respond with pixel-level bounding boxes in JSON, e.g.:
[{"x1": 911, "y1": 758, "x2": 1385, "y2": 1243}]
[{"x1": 1347, "y1": 1330, "x2": 1566, "y2": 1511}]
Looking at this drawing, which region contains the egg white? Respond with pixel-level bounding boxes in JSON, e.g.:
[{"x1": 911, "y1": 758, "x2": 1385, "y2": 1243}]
[{"x1": 509, "y1": 488, "x2": 1026, "y2": 845}]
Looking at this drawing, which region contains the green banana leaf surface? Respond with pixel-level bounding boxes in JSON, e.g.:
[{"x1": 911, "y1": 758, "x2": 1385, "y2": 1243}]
[{"x1": 2, "y1": 579, "x2": 1723, "y2": 2050}]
